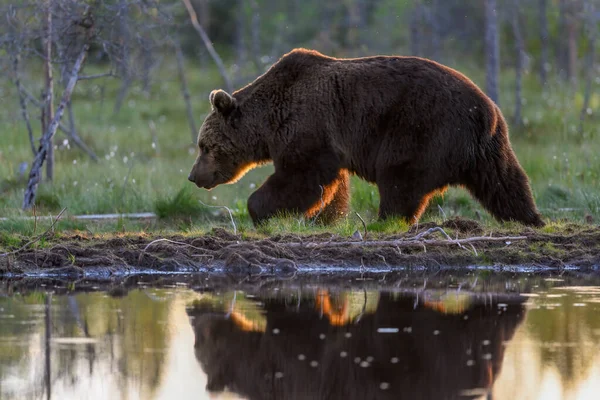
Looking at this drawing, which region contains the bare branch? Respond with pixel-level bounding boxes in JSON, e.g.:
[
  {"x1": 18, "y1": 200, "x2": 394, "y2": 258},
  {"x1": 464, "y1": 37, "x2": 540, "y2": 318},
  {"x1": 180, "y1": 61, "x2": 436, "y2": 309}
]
[{"x1": 77, "y1": 71, "x2": 115, "y2": 80}]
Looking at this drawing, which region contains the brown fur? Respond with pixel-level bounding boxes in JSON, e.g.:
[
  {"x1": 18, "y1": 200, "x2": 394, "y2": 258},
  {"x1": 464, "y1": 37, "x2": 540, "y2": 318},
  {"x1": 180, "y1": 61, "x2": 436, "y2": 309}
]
[
  {"x1": 188, "y1": 292, "x2": 526, "y2": 399},
  {"x1": 188, "y1": 48, "x2": 545, "y2": 227}
]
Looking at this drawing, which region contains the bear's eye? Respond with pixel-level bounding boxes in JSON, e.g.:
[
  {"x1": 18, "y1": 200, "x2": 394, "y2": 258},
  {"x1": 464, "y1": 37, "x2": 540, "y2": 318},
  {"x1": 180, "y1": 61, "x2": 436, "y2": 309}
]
[{"x1": 200, "y1": 145, "x2": 209, "y2": 155}]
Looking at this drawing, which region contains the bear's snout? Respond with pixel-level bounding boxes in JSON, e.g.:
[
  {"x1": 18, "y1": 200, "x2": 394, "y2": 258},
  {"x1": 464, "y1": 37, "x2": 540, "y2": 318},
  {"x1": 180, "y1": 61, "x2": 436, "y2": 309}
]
[{"x1": 187, "y1": 173, "x2": 195, "y2": 183}]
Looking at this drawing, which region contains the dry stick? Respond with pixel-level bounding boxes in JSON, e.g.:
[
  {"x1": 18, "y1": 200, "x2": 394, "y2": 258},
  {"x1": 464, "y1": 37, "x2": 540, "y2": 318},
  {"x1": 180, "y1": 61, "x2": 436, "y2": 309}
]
[
  {"x1": 415, "y1": 226, "x2": 472, "y2": 254},
  {"x1": 172, "y1": 40, "x2": 198, "y2": 143},
  {"x1": 354, "y1": 212, "x2": 367, "y2": 240},
  {"x1": 23, "y1": 44, "x2": 89, "y2": 210},
  {"x1": 12, "y1": 54, "x2": 36, "y2": 156},
  {"x1": 181, "y1": 0, "x2": 233, "y2": 93},
  {"x1": 198, "y1": 200, "x2": 237, "y2": 235},
  {"x1": 0, "y1": 208, "x2": 66, "y2": 257}
]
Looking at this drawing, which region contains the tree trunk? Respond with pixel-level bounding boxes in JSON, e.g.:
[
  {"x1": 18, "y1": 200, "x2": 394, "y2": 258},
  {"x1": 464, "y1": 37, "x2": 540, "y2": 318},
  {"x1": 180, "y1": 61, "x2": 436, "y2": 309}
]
[
  {"x1": 557, "y1": 0, "x2": 568, "y2": 80},
  {"x1": 410, "y1": 1, "x2": 423, "y2": 56},
  {"x1": 12, "y1": 54, "x2": 37, "y2": 157},
  {"x1": 511, "y1": 1, "x2": 525, "y2": 127},
  {"x1": 484, "y1": 0, "x2": 500, "y2": 105},
  {"x1": 114, "y1": 0, "x2": 131, "y2": 114},
  {"x1": 538, "y1": 0, "x2": 549, "y2": 85},
  {"x1": 249, "y1": 0, "x2": 262, "y2": 72},
  {"x1": 579, "y1": 1, "x2": 597, "y2": 136},
  {"x1": 44, "y1": 0, "x2": 55, "y2": 181},
  {"x1": 174, "y1": 41, "x2": 198, "y2": 143},
  {"x1": 428, "y1": 0, "x2": 441, "y2": 61},
  {"x1": 23, "y1": 45, "x2": 89, "y2": 210},
  {"x1": 44, "y1": 294, "x2": 52, "y2": 400},
  {"x1": 181, "y1": 0, "x2": 233, "y2": 93},
  {"x1": 235, "y1": 0, "x2": 248, "y2": 67},
  {"x1": 566, "y1": 6, "x2": 578, "y2": 85}
]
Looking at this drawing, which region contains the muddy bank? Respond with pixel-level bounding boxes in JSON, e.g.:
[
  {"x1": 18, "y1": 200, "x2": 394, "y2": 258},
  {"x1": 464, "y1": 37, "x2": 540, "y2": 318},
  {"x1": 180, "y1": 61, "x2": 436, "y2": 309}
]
[{"x1": 1, "y1": 218, "x2": 599, "y2": 278}]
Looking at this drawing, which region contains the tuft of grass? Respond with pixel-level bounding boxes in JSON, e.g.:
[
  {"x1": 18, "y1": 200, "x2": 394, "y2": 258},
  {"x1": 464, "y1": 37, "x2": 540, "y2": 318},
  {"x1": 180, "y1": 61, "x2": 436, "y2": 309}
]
[
  {"x1": 0, "y1": 232, "x2": 23, "y2": 251},
  {"x1": 154, "y1": 186, "x2": 211, "y2": 221},
  {"x1": 367, "y1": 217, "x2": 410, "y2": 234}
]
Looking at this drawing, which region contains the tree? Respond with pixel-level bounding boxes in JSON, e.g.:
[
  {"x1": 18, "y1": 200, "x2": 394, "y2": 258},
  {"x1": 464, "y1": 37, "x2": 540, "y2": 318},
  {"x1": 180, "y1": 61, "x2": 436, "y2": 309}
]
[
  {"x1": 484, "y1": 0, "x2": 500, "y2": 105},
  {"x1": 579, "y1": 0, "x2": 598, "y2": 135},
  {"x1": 538, "y1": 0, "x2": 549, "y2": 85},
  {"x1": 511, "y1": 0, "x2": 526, "y2": 127}
]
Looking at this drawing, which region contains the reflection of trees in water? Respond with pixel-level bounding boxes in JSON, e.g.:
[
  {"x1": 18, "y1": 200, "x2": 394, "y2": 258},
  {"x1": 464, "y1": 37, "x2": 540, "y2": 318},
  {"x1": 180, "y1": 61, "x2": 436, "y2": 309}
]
[
  {"x1": 0, "y1": 289, "x2": 172, "y2": 399},
  {"x1": 521, "y1": 288, "x2": 600, "y2": 392},
  {"x1": 188, "y1": 290, "x2": 526, "y2": 400}
]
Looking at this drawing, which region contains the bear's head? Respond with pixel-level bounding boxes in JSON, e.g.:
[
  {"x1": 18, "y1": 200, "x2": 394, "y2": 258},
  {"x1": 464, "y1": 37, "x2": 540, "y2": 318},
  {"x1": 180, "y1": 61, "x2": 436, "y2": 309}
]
[{"x1": 188, "y1": 89, "x2": 259, "y2": 190}]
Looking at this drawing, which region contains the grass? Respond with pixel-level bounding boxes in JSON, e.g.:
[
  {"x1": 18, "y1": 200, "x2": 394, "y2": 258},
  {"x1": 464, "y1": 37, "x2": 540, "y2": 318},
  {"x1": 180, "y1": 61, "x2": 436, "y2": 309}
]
[{"x1": 0, "y1": 57, "x2": 599, "y2": 241}]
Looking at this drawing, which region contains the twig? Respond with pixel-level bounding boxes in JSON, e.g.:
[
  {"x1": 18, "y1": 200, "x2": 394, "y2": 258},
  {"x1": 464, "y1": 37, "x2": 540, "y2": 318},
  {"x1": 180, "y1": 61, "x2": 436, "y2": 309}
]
[
  {"x1": 198, "y1": 201, "x2": 237, "y2": 235},
  {"x1": 77, "y1": 71, "x2": 115, "y2": 81},
  {"x1": 310, "y1": 185, "x2": 325, "y2": 225},
  {"x1": 0, "y1": 208, "x2": 66, "y2": 257},
  {"x1": 437, "y1": 204, "x2": 447, "y2": 221},
  {"x1": 355, "y1": 212, "x2": 367, "y2": 240}
]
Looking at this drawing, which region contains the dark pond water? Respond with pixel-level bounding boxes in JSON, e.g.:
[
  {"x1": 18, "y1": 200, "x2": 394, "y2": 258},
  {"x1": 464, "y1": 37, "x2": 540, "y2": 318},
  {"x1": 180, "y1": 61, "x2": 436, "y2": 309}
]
[{"x1": 1, "y1": 274, "x2": 600, "y2": 400}]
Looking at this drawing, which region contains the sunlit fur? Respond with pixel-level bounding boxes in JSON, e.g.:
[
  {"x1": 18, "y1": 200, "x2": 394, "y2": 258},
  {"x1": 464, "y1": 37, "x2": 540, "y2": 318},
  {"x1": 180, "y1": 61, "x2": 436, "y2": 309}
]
[{"x1": 222, "y1": 162, "x2": 263, "y2": 185}]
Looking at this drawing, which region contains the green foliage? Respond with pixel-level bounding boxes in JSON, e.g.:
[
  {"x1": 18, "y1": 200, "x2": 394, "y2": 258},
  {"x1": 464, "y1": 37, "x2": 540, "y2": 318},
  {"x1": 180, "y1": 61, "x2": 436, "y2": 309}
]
[{"x1": 154, "y1": 186, "x2": 210, "y2": 221}]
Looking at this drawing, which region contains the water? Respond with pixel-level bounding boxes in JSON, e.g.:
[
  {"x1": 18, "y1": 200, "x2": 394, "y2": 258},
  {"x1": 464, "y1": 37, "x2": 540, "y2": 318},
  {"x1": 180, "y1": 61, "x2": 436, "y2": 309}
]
[{"x1": 1, "y1": 274, "x2": 600, "y2": 400}]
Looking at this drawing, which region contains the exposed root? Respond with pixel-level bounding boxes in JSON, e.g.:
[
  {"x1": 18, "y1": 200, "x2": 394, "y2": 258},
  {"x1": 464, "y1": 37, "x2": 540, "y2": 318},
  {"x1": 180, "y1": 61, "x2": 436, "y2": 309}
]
[{"x1": 2, "y1": 218, "x2": 600, "y2": 274}]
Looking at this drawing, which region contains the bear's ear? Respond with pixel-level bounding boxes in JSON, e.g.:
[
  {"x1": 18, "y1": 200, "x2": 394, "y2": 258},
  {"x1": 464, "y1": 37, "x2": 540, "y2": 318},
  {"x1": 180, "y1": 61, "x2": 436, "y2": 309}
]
[{"x1": 209, "y1": 89, "x2": 237, "y2": 116}]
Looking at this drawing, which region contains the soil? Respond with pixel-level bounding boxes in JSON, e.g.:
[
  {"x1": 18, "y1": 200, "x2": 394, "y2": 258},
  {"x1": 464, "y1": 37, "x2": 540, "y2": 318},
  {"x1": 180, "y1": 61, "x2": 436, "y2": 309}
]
[{"x1": 1, "y1": 218, "x2": 599, "y2": 278}]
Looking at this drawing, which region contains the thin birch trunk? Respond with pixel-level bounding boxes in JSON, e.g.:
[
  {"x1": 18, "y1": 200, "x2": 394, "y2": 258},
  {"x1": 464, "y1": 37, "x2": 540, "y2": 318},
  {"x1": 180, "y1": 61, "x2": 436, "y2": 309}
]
[
  {"x1": 23, "y1": 45, "x2": 89, "y2": 210},
  {"x1": 44, "y1": 0, "x2": 55, "y2": 181}
]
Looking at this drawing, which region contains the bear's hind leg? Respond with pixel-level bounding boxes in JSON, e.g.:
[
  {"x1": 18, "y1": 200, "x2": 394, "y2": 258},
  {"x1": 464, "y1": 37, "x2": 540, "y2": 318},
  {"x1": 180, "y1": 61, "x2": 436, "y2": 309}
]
[{"x1": 465, "y1": 153, "x2": 544, "y2": 227}]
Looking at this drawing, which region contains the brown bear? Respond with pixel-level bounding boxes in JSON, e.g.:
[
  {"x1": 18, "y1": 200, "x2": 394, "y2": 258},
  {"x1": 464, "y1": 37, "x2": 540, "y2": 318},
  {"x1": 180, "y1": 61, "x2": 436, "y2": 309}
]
[{"x1": 188, "y1": 48, "x2": 544, "y2": 227}]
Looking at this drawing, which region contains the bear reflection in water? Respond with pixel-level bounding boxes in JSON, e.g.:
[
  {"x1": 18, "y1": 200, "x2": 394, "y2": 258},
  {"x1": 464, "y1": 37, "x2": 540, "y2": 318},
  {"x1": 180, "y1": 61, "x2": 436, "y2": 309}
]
[{"x1": 187, "y1": 290, "x2": 525, "y2": 400}]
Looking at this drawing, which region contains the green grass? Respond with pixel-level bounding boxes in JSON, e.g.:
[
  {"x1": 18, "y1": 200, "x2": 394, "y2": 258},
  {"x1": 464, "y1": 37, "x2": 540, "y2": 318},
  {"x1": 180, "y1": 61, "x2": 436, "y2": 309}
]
[{"x1": 0, "y1": 58, "x2": 599, "y2": 237}]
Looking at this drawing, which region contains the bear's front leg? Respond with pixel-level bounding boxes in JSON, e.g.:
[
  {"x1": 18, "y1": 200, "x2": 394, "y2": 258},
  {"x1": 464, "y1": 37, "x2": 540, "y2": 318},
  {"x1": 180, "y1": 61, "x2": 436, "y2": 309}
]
[{"x1": 247, "y1": 167, "x2": 345, "y2": 226}]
